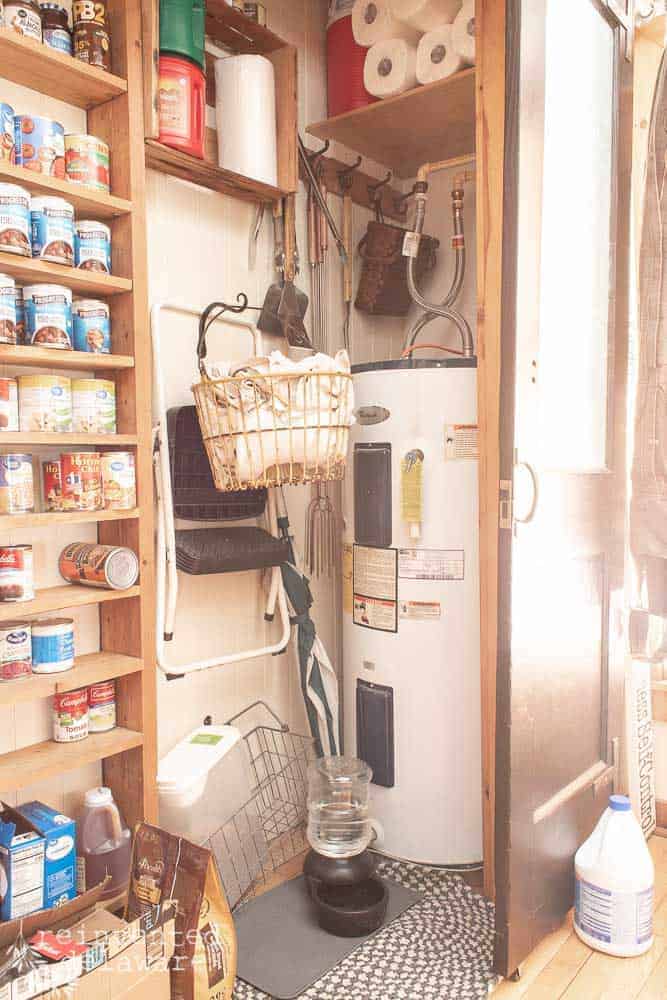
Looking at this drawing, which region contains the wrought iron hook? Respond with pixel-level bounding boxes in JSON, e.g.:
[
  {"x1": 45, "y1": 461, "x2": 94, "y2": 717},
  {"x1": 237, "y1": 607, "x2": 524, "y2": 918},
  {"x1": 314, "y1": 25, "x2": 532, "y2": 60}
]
[
  {"x1": 337, "y1": 155, "x2": 362, "y2": 192},
  {"x1": 394, "y1": 183, "x2": 418, "y2": 216}
]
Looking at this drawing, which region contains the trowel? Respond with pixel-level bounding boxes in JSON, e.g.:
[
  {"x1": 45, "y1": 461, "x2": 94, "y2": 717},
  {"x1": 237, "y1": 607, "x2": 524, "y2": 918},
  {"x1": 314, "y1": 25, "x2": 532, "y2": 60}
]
[{"x1": 258, "y1": 195, "x2": 311, "y2": 347}]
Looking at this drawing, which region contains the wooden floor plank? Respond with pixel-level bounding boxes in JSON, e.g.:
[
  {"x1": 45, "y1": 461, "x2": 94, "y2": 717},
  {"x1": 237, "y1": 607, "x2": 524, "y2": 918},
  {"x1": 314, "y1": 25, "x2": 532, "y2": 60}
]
[
  {"x1": 491, "y1": 915, "x2": 576, "y2": 997},
  {"x1": 636, "y1": 948, "x2": 667, "y2": 999},
  {"x1": 522, "y1": 933, "x2": 593, "y2": 999},
  {"x1": 559, "y1": 935, "x2": 666, "y2": 1000}
]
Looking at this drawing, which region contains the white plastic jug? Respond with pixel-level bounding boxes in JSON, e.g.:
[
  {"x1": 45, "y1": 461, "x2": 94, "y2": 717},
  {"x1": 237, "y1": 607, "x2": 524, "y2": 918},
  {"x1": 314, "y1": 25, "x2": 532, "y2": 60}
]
[{"x1": 574, "y1": 794, "x2": 654, "y2": 957}]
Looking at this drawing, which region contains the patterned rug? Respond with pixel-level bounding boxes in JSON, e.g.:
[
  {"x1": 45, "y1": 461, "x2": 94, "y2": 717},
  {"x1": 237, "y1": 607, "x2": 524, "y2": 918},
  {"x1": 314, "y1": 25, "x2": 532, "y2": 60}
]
[{"x1": 233, "y1": 859, "x2": 497, "y2": 1000}]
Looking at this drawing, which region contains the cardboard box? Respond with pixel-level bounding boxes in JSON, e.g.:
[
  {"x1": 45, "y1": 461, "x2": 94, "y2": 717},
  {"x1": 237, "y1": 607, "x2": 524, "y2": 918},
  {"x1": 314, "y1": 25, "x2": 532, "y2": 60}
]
[
  {"x1": 0, "y1": 804, "x2": 45, "y2": 921},
  {"x1": 16, "y1": 803, "x2": 76, "y2": 910}
]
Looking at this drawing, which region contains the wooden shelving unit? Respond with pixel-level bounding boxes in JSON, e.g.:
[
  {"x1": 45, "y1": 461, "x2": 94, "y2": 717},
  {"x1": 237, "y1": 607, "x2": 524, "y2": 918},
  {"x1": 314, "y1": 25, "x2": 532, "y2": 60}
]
[
  {"x1": 0, "y1": 0, "x2": 157, "y2": 831},
  {"x1": 308, "y1": 68, "x2": 476, "y2": 179},
  {"x1": 142, "y1": 0, "x2": 297, "y2": 203}
]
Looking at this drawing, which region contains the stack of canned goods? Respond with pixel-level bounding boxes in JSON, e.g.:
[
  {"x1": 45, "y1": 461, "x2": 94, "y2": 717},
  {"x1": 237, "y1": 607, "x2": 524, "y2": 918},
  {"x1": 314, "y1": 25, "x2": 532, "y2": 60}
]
[
  {"x1": 0, "y1": 374, "x2": 117, "y2": 433},
  {"x1": 53, "y1": 679, "x2": 116, "y2": 743},
  {"x1": 0, "y1": 278, "x2": 113, "y2": 354},
  {"x1": 0, "y1": 616, "x2": 75, "y2": 681},
  {"x1": 2, "y1": 3, "x2": 113, "y2": 71},
  {"x1": 0, "y1": 448, "x2": 134, "y2": 514}
]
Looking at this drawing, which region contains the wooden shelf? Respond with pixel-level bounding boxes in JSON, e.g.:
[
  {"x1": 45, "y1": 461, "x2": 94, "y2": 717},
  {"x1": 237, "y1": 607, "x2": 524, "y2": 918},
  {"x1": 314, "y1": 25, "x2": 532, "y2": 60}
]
[
  {"x1": 307, "y1": 69, "x2": 476, "y2": 179},
  {"x1": 0, "y1": 432, "x2": 137, "y2": 446},
  {"x1": 0, "y1": 508, "x2": 139, "y2": 531},
  {"x1": 205, "y1": 0, "x2": 289, "y2": 52},
  {"x1": 0, "y1": 344, "x2": 134, "y2": 372},
  {"x1": 0, "y1": 652, "x2": 142, "y2": 708},
  {"x1": 0, "y1": 253, "x2": 131, "y2": 296},
  {"x1": 145, "y1": 140, "x2": 286, "y2": 204},
  {"x1": 0, "y1": 728, "x2": 143, "y2": 795},
  {"x1": 0, "y1": 162, "x2": 132, "y2": 220},
  {"x1": 0, "y1": 584, "x2": 141, "y2": 621},
  {"x1": 0, "y1": 27, "x2": 127, "y2": 109}
]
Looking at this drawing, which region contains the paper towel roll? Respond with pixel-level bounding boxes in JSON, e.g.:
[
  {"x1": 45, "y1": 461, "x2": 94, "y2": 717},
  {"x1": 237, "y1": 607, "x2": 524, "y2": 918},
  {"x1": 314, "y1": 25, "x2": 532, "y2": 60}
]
[
  {"x1": 390, "y1": 0, "x2": 462, "y2": 32},
  {"x1": 352, "y1": 0, "x2": 420, "y2": 47},
  {"x1": 417, "y1": 26, "x2": 464, "y2": 84},
  {"x1": 452, "y1": 0, "x2": 475, "y2": 65},
  {"x1": 214, "y1": 54, "x2": 278, "y2": 187},
  {"x1": 364, "y1": 38, "x2": 419, "y2": 98}
]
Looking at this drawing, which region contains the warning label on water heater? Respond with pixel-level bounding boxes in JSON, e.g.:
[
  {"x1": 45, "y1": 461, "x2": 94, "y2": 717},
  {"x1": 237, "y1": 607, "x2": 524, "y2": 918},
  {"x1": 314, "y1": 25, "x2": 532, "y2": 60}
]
[
  {"x1": 445, "y1": 424, "x2": 479, "y2": 460},
  {"x1": 399, "y1": 549, "x2": 464, "y2": 581},
  {"x1": 399, "y1": 600, "x2": 442, "y2": 621},
  {"x1": 353, "y1": 545, "x2": 398, "y2": 633}
]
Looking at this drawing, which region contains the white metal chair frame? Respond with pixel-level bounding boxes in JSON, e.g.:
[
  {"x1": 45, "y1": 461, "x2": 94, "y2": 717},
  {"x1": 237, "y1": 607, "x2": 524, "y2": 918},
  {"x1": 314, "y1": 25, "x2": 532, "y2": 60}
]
[{"x1": 152, "y1": 301, "x2": 291, "y2": 677}]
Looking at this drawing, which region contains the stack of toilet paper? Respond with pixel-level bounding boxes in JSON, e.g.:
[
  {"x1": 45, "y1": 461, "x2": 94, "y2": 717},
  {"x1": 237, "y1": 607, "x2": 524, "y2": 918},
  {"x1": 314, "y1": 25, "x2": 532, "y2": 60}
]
[{"x1": 353, "y1": 0, "x2": 475, "y2": 99}]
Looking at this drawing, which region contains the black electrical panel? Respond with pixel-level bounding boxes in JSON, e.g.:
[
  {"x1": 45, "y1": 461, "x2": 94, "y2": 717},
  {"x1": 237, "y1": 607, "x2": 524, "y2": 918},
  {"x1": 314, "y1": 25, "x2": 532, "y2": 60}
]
[
  {"x1": 356, "y1": 679, "x2": 395, "y2": 788},
  {"x1": 354, "y1": 443, "x2": 392, "y2": 547}
]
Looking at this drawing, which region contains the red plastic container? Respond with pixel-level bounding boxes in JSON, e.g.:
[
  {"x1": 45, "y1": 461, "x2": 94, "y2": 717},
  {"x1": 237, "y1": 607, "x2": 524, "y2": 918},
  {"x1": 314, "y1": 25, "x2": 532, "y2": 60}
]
[
  {"x1": 158, "y1": 53, "x2": 206, "y2": 159},
  {"x1": 326, "y1": 14, "x2": 377, "y2": 119}
]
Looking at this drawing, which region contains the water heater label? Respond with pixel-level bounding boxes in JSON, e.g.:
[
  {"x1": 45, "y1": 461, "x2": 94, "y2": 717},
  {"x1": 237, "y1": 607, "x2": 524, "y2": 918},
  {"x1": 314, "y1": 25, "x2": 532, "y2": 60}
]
[
  {"x1": 399, "y1": 548, "x2": 465, "y2": 582},
  {"x1": 399, "y1": 600, "x2": 441, "y2": 621},
  {"x1": 353, "y1": 545, "x2": 398, "y2": 633},
  {"x1": 445, "y1": 424, "x2": 479, "y2": 460}
]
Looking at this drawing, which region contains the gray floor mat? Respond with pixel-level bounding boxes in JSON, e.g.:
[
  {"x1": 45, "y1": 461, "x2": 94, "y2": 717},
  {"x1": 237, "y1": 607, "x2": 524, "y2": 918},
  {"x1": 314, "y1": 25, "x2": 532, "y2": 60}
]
[{"x1": 234, "y1": 859, "x2": 496, "y2": 1000}]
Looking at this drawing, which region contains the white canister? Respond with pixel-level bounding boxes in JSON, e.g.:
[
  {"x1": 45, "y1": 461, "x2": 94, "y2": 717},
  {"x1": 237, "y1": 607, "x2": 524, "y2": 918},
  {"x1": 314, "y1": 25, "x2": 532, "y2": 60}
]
[
  {"x1": 18, "y1": 374, "x2": 72, "y2": 433},
  {"x1": 72, "y1": 378, "x2": 116, "y2": 434},
  {"x1": 0, "y1": 273, "x2": 16, "y2": 345},
  {"x1": 30, "y1": 196, "x2": 75, "y2": 265},
  {"x1": 31, "y1": 617, "x2": 74, "y2": 674},
  {"x1": 214, "y1": 55, "x2": 278, "y2": 187}
]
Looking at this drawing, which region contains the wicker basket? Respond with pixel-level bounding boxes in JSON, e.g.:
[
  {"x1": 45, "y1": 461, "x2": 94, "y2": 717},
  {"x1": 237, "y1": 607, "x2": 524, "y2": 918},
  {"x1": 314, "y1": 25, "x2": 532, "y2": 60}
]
[{"x1": 192, "y1": 367, "x2": 354, "y2": 491}]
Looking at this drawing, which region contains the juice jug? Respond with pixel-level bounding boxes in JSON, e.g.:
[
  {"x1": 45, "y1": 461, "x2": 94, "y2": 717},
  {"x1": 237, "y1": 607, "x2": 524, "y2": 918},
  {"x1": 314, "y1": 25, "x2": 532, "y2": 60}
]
[{"x1": 77, "y1": 787, "x2": 132, "y2": 901}]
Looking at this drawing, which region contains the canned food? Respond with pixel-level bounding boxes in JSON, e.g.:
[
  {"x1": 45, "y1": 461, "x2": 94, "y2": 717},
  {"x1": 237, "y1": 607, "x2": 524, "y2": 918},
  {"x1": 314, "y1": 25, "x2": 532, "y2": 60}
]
[
  {"x1": 14, "y1": 115, "x2": 65, "y2": 178},
  {"x1": 72, "y1": 0, "x2": 110, "y2": 72},
  {"x1": 243, "y1": 2, "x2": 267, "y2": 25},
  {"x1": 72, "y1": 378, "x2": 115, "y2": 433},
  {"x1": 0, "y1": 274, "x2": 16, "y2": 344},
  {"x1": 40, "y1": 3, "x2": 72, "y2": 54},
  {"x1": 88, "y1": 680, "x2": 116, "y2": 732},
  {"x1": 0, "y1": 103, "x2": 15, "y2": 164},
  {"x1": 30, "y1": 196, "x2": 74, "y2": 265},
  {"x1": 13, "y1": 286, "x2": 25, "y2": 344},
  {"x1": 74, "y1": 221, "x2": 111, "y2": 274},
  {"x1": 60, "y1": 451, "x2": 102, "y2": 511},
  {"x1": 53, "y1": 687, "x2": 88, "y2": 742},
  {"x1": 0, "y1": 377, "x2": 19, "y2": 431},
  {"x1": 0, "y1": 620, "x2": 31, "y2": 681},
  {"x1": 59, "y1": 542, "x2": 139, "y2": 590},
  {"x1": 101, "y1": 452, "x2": 135, "y2": 510},
  {"x1": 4, "y1": 1, "x2": 42, "y2": 40},
  {"x1": 0, "y1": 544, "x2": 33, "y2": 602},
  {"x1": 72, "y1": 299, "x2": 110, "y2": 354},
  {"x1": 0, "y1": 453, "x2": 34, "y2": 514},
  {"x1": 42, "y1": 458, "x2": 62, "y2": 510},
  {"x1": 23, "y1": 283, "x2": 73, "y2": 349},
  {"x1": 0, "y1": 182, "x2": 30, "y2": 257},
  {"x1": 64, "y1": 134, "x2": 109, "y2": 192},
  {"x1": 18, "y1": 374, "x2": 72, "y2": 433},
  {"x1": 32, "y1": 617, "x2": 74, "y2": 674}
]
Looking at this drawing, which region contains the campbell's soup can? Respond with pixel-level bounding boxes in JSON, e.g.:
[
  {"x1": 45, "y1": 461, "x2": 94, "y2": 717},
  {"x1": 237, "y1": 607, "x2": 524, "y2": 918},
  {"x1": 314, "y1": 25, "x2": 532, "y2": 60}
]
[
  {"x1": 60, "y1": 451, "x2": 103, "y2": 511},
  {"x1": 0, "y1": 453, "x2": 34, "y2": 514},
  {"x1": 101, "y1": 452, "x2": 136, "y2": 510},
  {"x1": 64, "y1": 134, "x2": 110, "y2": 192},
  {"x1": 59, "y1": 542, "x2": 139, "y2": 590},
  {"x1": 0, "y1": 620, "x2": 32, "y2": 681},
  {"x1": 0, "y1": 544, "x2": 33, "y2": 602},
  {"x1": 88, "y1": 680, "x2": 116, "y2": 732},
  {"x1": 53, "y1": 687, "x2": 88, "y2": 742},
  {"x1": 42, "y1": 458, "x2": 62, "y2": 511},
  {"x1": 0, "y1": 377, "x2": 19, "y2": 432}
]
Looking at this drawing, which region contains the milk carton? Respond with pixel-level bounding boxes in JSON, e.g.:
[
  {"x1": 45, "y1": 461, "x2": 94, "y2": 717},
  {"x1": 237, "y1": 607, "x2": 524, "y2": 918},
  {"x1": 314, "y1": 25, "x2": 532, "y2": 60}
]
[{"x1": 17, "y1": 801, "x2": 76, "y2": 909}]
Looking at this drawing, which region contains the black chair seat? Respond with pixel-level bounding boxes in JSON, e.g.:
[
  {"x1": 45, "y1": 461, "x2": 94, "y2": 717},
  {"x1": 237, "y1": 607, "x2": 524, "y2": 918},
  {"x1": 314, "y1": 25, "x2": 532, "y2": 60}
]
[{"x1": 175, "y1": 526, "x2": 290, "y2": 575}]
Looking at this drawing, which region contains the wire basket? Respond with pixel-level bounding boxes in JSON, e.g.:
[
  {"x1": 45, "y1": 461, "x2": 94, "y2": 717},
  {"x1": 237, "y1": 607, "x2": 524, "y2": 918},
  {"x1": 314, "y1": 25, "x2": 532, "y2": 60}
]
[
  {"x1": 193, "y1": 368, "x2": 354, "y2": 492},
  {"x1": 205, "y1": 722, "x2": 316, "y2": 910}
]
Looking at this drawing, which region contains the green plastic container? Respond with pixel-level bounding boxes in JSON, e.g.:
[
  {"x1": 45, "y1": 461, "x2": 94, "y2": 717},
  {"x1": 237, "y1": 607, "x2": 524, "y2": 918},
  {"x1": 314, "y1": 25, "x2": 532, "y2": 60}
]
[{"x1": 159, "y1": 0, "x2": 205, "y2": 70}]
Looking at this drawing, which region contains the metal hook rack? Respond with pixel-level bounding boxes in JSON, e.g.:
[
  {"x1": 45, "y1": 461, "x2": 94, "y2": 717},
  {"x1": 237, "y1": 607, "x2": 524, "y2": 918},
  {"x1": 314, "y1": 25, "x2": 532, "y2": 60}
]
[
  {"x1": 299, "y1": 150, "x2": 406, "y2": 221},
  {"x1": 394, "y1": 183, "x2": 418, "y2": 217}
]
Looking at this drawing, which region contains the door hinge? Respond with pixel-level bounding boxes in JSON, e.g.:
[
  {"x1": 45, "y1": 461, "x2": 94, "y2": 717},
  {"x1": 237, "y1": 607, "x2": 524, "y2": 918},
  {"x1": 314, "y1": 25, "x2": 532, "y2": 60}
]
[
  {"x1": 593, "y1": 736, "x2": 621, "y2": 797},
  {"x1": 499, "y1": 479, "x2": 513, "y2": 530},
  {"x1": 606, "y1": 0, "x2": 634, "y2": 59}
]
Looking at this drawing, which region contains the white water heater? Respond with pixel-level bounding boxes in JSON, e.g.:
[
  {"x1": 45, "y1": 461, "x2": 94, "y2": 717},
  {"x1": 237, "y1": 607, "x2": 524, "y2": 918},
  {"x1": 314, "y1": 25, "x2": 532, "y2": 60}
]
[{"x1": 342, "y1": 359, "x2": 482, "y2": 866}]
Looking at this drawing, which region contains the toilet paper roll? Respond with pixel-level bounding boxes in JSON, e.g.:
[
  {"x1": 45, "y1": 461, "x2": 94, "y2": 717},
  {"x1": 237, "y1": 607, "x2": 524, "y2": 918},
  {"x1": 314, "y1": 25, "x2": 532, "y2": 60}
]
[
  {"x1": 352, "y1": 0, "x2": 420, "y2": 47},
  {"x1": 364, "y1": 38, "x2": 419, "y2": 98},
  {"x1": 416, "y1": 26, "x2": 464, "y2": 84},
  {"x1": 214, "y1": 54, "x2": 278, "y2": 187},
  {"x1": 452, "y1": 0, "x2": 475, "y2": 65},
  {"x1": 390, "y1": 0, "x2": 462, "y2": 33}
]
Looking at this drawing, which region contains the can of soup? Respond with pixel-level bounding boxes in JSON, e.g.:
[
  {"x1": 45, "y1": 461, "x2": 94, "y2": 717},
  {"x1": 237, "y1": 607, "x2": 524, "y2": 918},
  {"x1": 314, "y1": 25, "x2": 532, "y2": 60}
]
[
  {"x1": 0, "y1": 103, "x2": 15, "y2": 164},
  {"x1": 0, "y1": 620, "x2": 32, "y2": 680},
  {"x1": 14, "y1": 115, "x2": 65, "y2": 178},
  {"x1": 0, "y1": 274, "x2": 16, "y2": 344},
  {"x1": 59, "y1": 542, "x2": 139, "y2": 590},
  {"x1": 60, "y1": 451, "x2": 103, "y2": 511},
  {"x1": 64, "y1": 134, "x2": 109, "y2": 192},
  {"x1": 53, "y1": 687, "x2": 88, "y2": 742},
  {"x1": 18, "y1": 374, "x2": 72, "y2": 433},
  {"x1": 88, "y1": 680, "x2": 116, "y2": 732},
  {"x1": 23, "y1": 283, "x2": 73, "y2": 350},
  {"x1": 74, "y1": 221, "x2": 111, "y2": 274},
  {"x1": 0, "y1": 544, "x2": 33, "y2": 602},
  {"x1": 72, "y1": 299, "x2": 111, "y2": 354},
  {"x1": 32, "y1": 617, "x2": 74, "y2": 674},
  {"x1": 13, "y1": 287, "x2": 25, "y2": 344},
  {"x1": 0, "y1": 453, "x2": 34, "y2": 514},
  {"x1": 101, "y1": 452, "x2": 136, "y2": 510},
  {"x1": 30, "y1": 196, "x2": 75, "y2": 265},
  {"x1": 0, "y1": 182, "x2": 30, "y2": 256},
  {"x1": 72, "y1": 378, "x2": 115, "y2": 433},
  {"x1": 0, "y1": 378, "x2": 19, "y2": 432},
  {"x1": 42, "y1": 458, "x2": 62, "y2": 511}
]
